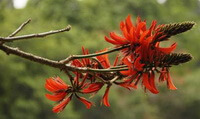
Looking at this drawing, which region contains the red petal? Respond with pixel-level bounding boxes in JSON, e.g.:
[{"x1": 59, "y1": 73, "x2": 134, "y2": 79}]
[
  {"x1": 129, "y1": 82, "x2": 138, "y2": 89},
  {"x1": 117, "y1": 82, "x2": 136, "y2": 90},
  {"x1": 45, "y1": 82, "x2": 56, "y2": 92},
  {"x1": 45, "y1": 92, "x2": 67, "y2": 101},
  {"x1": 142, "y1": 73, "x2": 152, "y2": 91},
  {"x1": 123, "y1": 74, "x2": 137, "y2": 83},
  {"x1": 45, "y1": 77, "x2": 68, "y2": 92},
  {"x1": 136, "y1": 16, "x2": 141, "y2": 25},
  {"x1": 72, "y1": 59, "x2": 83, "y2": 67},
  {"x1": 77, "y1": 96, "x2": 92, "y2": 109},
  {"x1": 143, "y1": 72, "x2": 159, "y2": 94},
  {"x1": 52, "y1": 94, "x2": 72, "y2": 113},
  {"x1": 113, "y1": 55, "x2": 119, "y2": 66},
  {"x1": 157, "y1": 43, "x2": 177, "y2": 54},
  {"x1": 80, "y1": 73, "x2": 88, "y2": 87},
  {"x1": 81, "y1": 82, "x2": 104, "y2": 93},
  {"x1": 120, "y1": 70, "x2": 131, "y2": 76},
  {"x1": 96, "y1": 50, "x2": 111, "y2": 68},
  {"x1": 139, "y1": 30, "x2": 150, "y2": 42},
  {"x1": 166, "y1": 72, "x2": 177, "y2": 90},
  {"x1": 134, "y1": 57, "x2": 145, "y2": 71},
  {"x1": 102, "y1": 86, "x2": 111, "y2": 107},
  {"x1": 125, "y1": 15, "x2": 134, "y2": 31},
  {"x1": 129, "y1": 27, "x2": 137, "y2": 42},
  {"x1": 54, "y1": 77, "x2": 68, "y2": 89},
  {"x1": 120, "y1": 21, "x2": 125, "y2": 31},
  {"x1": 149, "y1": 20, "x2": 157, "y2": 32},
  {"x1": 123, "y1": 56, "x2": 133, "y2": 66},
  {"x1": 110, "y1": 32, "x2": 128, "y2": 44},
  {"x1": 120, "y1": 56, "x2": 138, "y2": 76},
  {"x1": 81, "y1": 47, "x2": 90, "y2": 66},
  {"x1": 45, "y1": 78, "x2": 60, "y2": 92},
  {"x1": 149, "y1": 72, "x2": 159, "y2": 94},
  {"x1": 136, "y1": 22, "x2": 146, "y2": 38},
  {"x1": 104, "y1": 36, "x2": 119, "y2": 45}
]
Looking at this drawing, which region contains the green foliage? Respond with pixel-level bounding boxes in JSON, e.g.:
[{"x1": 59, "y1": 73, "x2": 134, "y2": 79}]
[{"x1": 0, "y1": 0, "x2": 200, "y2": 119}]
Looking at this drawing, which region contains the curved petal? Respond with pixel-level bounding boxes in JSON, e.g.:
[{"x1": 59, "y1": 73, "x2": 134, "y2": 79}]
[
  {"x1": 134, "y1": 57, "x2": 145, "y2": 71},
  {"x1": 76, "y1": 96, "x2": 93, "y2": 109},
  {"x1": 136, "y1": 22, "x2": 146, "y2": 38},
  {"x1": 125, "y1": 14, "x2": 134, "y2": 31},
  {"x1": 166, "y1": 72, "x2": 177, "y2": 90},
  {"x1": 52, "y1": 94, "x2": 72, "y2": 113},
  {"x1": 157, "y1": 43, "x2": 177, "y2": 54},
  {"x1": 139, "y1": 30, "x2": 150, "y2": 42},
  {"x1": 45, "y1": 79, "x2": 60, "y2": 92},
  {"x1": 142, "y1": 73, "x2": 152, "y2": 91},
  {"x1": 102, "y1": 86, "x2": 111, "y2": 107},
  {"x1": 96, "y1": 50, "x2": 111, "y2": 68},
  {"x1": 149, "y1": 72, "x2": 159, "y2": 94},
  {"x1": 120, "y1": 21, "x2": 125, "y2": 31},
  {"x1": 81, "y1": 82, "x2": 104, "y2": 94},
  {"x1": 45, "y1": 92, "x2": 67, "y2": 101},
  {"x1": 113, "y1": 55, "x2": 119, "y2": 66},
  {"x1": 110, "y1": 32, "x2": 128, "y2": 44},
  {"x1": 104, "y1": 36, "x2": 120, "y2": 45}
]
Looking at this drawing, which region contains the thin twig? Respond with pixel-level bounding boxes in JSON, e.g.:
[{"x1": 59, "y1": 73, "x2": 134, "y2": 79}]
[
  {"x1": 110, "y1": 65, "x2": 127, "y2": 69},
  {"x1": 65, "y1": 64, "x2": 128, "y2": 73},
  {"x1": 0, "y1": 25, "x2": 71, "y2": 42},
  {"x1": 110, "y1": 76, "x2": 120, "y2": 83},
  {"x1": 8, "y1": 19, "x2": 31, "y2": 37},
  {"x1": 61, "y1": 45, "x2": 130, "y2": 64}
]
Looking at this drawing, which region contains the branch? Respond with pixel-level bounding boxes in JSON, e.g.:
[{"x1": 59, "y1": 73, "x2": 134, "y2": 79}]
[
  {"x1": 0, "y1": 44, "x2": 63, "y2": 68},
  {"x1": 0, "y1": 25, "x2": 71, "y2": 42},
  {"x1": 61, "y1": 44, "x2": 130, "y2": 64},
  {"x1": 0, "y1": 19, "x2": 129, "y2": 74},
  {"x1": 65, "y1": 64, "x2": 128, "y2": 73},
  {"x1": 0, "y1": 44, "x2": 128, "y2": 73},
  {"x1": 8, "y1": 19, "x2": 31, "y2": 37}
]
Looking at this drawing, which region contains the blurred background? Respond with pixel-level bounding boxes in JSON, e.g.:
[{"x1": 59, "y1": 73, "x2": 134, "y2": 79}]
[{"x1": 0, "y1": 0, "x2": 200, "y2": 119}]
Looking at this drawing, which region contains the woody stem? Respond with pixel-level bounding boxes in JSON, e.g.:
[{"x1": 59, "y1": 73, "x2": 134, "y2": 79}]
[{"x1": 61, "y1": 44, "x2": 130, "y2": 63}]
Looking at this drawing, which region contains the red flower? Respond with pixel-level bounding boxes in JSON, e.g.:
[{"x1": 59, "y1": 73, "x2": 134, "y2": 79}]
[
  {"x1": 45, "y1": 77, "x2": 70, "y2": 101},
  {"x1": 105, "y1": 15, "x2": 163, "y2": 55},
  {"x1": 45, "y1": 77, "x2": 72, "y2": 113},
  {"x1": 105, "y1": 15, "x2": 177, "y2": 62},
  {"x1": 104, "y1": 15, "x2": 179, "y2": 94},
  {"x1": 45, "y1": 76, "x2": 93, "y2": 113}
]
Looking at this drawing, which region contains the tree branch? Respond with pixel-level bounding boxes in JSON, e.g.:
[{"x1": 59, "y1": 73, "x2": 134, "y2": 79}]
[
  {"x1": 61, "y1": 44, "x2": 130, "y2": 64},
  {"x1": 0, "y1": 19, "x2": 129, "y2": 75},
  {"x1": 8, "y1": 19, "x2": 31, "y2": 37},
  {"x1": 0, "y1": 44, "x2": 63, "y2": 68},
  {"x1": 0, "y1": 25, "x2": 71, "y2": 42},
  {"x1": 0, "y1": 44, "x2": 128, "y2": 73}
]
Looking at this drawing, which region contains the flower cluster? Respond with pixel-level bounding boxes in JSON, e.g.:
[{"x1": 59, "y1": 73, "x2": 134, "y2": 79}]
[
  {"x1": 105, "y1": 15, "x2": 178, "y2": 94},
  {"x1": 45, "y1": 15, "x2": 194, "y2": 113}
]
